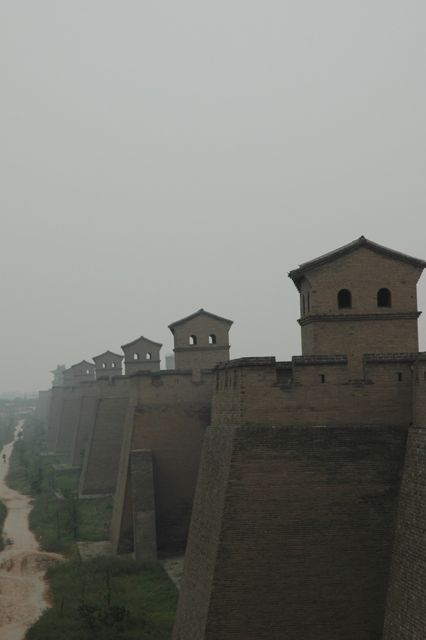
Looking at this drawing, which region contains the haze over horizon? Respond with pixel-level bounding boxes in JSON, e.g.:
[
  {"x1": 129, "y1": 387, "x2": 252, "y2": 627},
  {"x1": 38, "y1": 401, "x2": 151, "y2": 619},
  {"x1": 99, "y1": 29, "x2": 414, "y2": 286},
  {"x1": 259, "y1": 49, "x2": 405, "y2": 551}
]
[{"x1": 1, "y1": 1, "x2": 426, "y2": 393}]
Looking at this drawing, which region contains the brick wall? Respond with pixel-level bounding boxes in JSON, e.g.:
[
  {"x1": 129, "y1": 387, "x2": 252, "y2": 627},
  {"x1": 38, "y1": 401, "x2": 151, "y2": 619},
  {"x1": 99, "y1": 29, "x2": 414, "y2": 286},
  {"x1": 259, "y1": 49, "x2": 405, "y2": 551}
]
[
  {"x1": 111, "y1": 370, "x2": 214, "y2": 555},
  {"x1": 70, "y1": 393, "x2": 99, "y2": 467},
  {"x1": 55, "y1": 388, "x2": 81, "y2": 455},
  {"x1": 302, "y1": 317, "x2": 419, "y2": 364},
  {"x1": 79, "y1": 395, "x2": 131, "y2": 495},
  {"x1": 130, "y1": 449, "x2": 157, "y2": 563},
  {"x1": 131, "y1": 401, "x2": 210, "y2": 550},
  {"x1": 46, "y1": 387, "x2": 65, "y2": 450},
  {"x1": 173, "y1": 426, "x2": 235, "y2": 640},
  {"x1": 36, "y1": 390, "x2": 51, "y2": 424},
  {"x1": 174, "y1": 424, "x2": 407, "y2": 640},
  {"x1": 213, "y1": 357, "x2": 415, "y2": 428},
  {"x1": 383, "y1": 427, "x2": 426, "y2": 639},
  {"x1": 382, "y1": 359, "x2": 426, "y2": 639}
]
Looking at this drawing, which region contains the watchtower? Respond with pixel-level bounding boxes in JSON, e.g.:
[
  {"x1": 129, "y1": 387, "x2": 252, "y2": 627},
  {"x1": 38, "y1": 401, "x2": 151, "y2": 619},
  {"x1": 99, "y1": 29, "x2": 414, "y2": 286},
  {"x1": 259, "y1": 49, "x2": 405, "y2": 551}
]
[
  {"x1": 93, "y1": 350, "x2": 123, "y2": 379},
  {"x1": 121, "y1": 336, "x2": 162, "y2": 374},
  {"x1": 63, "y1": 361, "x2": 96, "y2": 386},
  {"x1": 289, "y1": 236, "x2": 425, "y2": 368},
  {"x1": 51, "y1": 364, "x2": 66, "y2": 387},
  {"x1": 169, "y1": 308, "x2": 233, "y2": 370}
]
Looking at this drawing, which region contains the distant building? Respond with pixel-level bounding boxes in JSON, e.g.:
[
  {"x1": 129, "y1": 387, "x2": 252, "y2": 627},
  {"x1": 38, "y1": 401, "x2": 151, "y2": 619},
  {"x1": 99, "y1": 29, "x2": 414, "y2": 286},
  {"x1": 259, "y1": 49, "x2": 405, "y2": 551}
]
[
  {"x1": 63, "y1": 361, "x2": 95, "y2": 386},
  {"x1": 121, "y1": 336, "x2": 162, "y2": 374},
  {"x1": 93, "y1": 350, "x2": 124, "y2": 379},
  {"x1": 168, "y1": 308, "x2": 233, "y2": 370},
  {"x1": 51, "y1": 364, "x2": 66, "y2": 387}
]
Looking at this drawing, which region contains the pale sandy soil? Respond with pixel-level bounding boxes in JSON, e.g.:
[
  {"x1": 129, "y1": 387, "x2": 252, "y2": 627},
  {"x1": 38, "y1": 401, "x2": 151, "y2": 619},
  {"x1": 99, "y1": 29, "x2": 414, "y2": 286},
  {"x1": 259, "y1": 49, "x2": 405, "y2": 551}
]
[
  {"x1": 162, "y1": 556, "x2": 184, "y2": 590},
  {"x1": 0, "y1": 422, "x2": 61, "y2": 640}
]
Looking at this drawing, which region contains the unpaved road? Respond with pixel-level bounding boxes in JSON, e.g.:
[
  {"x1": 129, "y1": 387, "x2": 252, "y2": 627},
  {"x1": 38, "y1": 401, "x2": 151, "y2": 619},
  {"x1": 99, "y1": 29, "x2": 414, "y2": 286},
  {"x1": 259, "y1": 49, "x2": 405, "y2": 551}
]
[{"x1": 0, "y1": 422, "x2": 61, "y2": 640}]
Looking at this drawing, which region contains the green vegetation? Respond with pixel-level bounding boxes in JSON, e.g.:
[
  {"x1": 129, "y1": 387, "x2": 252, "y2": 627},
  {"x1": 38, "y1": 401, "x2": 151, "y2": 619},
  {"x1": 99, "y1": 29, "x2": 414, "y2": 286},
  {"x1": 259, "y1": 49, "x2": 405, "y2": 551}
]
[
  {"x1": 7, "y1": 416, "x2": 178, "y2": 639},
  {"x1": 7, "y1": 418, "x2": 112, "y2": 554},
  {"x1": 26, "y1": 557, "x2": 177, "y2": 640},
  {"x1": 0, "y1": 412, "x2": 16, "y2": 449}
]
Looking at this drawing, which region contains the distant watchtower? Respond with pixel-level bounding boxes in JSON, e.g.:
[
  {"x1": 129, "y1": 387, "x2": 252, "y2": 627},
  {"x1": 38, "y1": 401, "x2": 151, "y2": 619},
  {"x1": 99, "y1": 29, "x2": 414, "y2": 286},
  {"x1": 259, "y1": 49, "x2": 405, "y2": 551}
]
[
  {"x1": 169, "y1": 308, "x2": 233, "y2": 370},
  {"x1": 121, "y1": 336, "x2": 162, "y2": 374},
  {"x1": 63, "y1": 361, "x2": 96, "y2": 386},
  {"x1": 93, "y1": 351, "x2": 123, "y2": 379},
  {"x1": 289, "y1": 236, "x2": 426, "y2": 364},
  {"x1": 51, "y1": 364, "x2": 66, "y2": 387}
]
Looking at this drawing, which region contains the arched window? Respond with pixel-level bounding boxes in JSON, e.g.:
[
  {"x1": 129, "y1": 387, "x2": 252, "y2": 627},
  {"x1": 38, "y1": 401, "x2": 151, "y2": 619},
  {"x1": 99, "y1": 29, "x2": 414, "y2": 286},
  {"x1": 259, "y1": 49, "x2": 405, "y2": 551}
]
[
  {"x1": 377, "y1": 288, "x2": 391, "y2": 308},
  {"x1": 338, "y1": 289, "x2": 352, "y2": 309},
  {"x1": 146, "y1": 352, "x2": 152, "y2": 360},
  {"x1": 86, "y1": 369, "x2": 90, "y2": 375},
  {"x1": 102, "y1": 363, "x2": 107, "y2": 369},
  {"x1": 111, "y1": 362, "x2": 116, "y2": 369},
  {"x1": 189, "y1": 335, "x2": 197, "y2": 345},
  {"x1": 209, "y1": 334, "x2": 217, "y2": 345},
  {"x1": 133, "y1": 352, "x2": 139, "y2": 360}
]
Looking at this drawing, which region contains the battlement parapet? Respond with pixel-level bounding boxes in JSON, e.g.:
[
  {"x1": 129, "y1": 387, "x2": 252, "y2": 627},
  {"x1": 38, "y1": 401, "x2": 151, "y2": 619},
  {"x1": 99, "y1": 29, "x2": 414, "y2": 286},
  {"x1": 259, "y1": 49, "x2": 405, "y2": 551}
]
[
  {"x1": 365, "y1": 353, "x2": 418, "y2": 363},
  {"x1": 293, "y1": 355, "x2": 347, "y2": 366},
  {"x1": 212, "y1": 350, "x2": 415, "y2": 428},
  {"x1": 216, "y1": 357, "x2": 276, "y2": 369}
]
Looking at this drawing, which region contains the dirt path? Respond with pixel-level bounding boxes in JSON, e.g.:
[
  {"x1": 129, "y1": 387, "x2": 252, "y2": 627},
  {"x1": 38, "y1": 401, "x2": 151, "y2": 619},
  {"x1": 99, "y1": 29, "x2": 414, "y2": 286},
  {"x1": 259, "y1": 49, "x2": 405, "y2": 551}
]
[{"x1": 0, "y1": 422, "x2": 61, "y2": 640}]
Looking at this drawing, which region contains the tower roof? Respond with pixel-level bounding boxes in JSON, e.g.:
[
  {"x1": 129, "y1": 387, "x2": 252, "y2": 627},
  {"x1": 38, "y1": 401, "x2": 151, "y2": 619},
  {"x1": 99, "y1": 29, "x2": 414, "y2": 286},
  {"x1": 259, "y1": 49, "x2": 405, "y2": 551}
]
[
  {"x1": 92, "y1": 350, "x2": 123, "y2": 361},
  {"x1": 121, "y1": 335, "x2": 162, "y2": 349},
  {"x1": 168, "y1": 308, "x2": 233, "y2": 333},
  {"x1": 69, "y1": 360, "x2": 95, "y2": 370},
  {"x1": 289, "y1": 236, "x2": 426, "y2": 291}
]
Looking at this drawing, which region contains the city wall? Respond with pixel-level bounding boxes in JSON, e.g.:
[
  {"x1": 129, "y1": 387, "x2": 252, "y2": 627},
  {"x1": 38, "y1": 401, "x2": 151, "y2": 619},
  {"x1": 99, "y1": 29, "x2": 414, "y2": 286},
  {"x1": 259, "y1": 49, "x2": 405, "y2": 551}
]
[
  {"x1": 212, "y1": 354, "x2": 416, "y2": 428},
  {"x1": 173, "y1": 353, "x2": 417, "y2": 639},
  {"x1": 55, "y1": 386, "x2": 82, "y2": 455},
  {"x1": 111, "y1": 369, "x2": 215, "y2": 556},
  {"x1": 70, "y1": 382, "x2": 100, "y2": 467},
  {"x1": 173, "y1": 423, "x2": 406, "y2": 640},
  {"x1": 383, "y1": 355, "x2": 426, "y2": 639},
  {"x1": 46, "y1": 386, "x2": 66, "y2": 450},
  {"x1": 79, "y1": 377, "x2": 132, "y2": 496},
  {"x1": 35, "y1": 390, "x2": 51, "y2": 424}
]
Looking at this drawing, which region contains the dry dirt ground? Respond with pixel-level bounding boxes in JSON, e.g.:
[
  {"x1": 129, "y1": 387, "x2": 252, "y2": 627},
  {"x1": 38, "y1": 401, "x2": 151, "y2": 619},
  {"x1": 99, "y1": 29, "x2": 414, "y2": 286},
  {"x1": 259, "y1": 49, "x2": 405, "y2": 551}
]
[
  {"x1": 0, "y1": 423, "x2": 61, "y2": 640},
  {"x1": 161, "y1": 556, "x2": 184, "y2": 590}
]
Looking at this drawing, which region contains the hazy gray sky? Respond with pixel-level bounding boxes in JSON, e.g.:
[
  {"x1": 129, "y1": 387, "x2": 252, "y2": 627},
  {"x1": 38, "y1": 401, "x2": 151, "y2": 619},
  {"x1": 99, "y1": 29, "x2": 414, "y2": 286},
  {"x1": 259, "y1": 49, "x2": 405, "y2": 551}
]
[{"x1": 1, "y1": 1, "x2": 426, "y2": 392}]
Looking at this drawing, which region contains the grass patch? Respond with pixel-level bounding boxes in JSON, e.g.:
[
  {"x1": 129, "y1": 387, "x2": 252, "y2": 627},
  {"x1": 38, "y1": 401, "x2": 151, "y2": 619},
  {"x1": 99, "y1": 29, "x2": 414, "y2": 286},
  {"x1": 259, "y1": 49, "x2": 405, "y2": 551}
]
[
  {"x1": 9, "y1": 417, "x2": 178, "y2": 639},
  {"x1": 30, "y1": 492, "x2": 113, "y2": 554},
  {"x1": 7, "y1": 419, "x2": 112, "y2": 554},
  {"x1": 26, "y1": 556, "x2": 177, "y2": 639}
]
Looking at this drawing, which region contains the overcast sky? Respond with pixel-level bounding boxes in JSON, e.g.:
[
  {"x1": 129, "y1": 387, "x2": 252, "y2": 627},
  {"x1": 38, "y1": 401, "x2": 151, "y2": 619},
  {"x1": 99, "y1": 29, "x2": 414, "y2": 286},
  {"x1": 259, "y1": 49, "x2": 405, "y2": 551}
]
[{"x1": 1, "y1": 1, "x2": 426, "y2": 392}]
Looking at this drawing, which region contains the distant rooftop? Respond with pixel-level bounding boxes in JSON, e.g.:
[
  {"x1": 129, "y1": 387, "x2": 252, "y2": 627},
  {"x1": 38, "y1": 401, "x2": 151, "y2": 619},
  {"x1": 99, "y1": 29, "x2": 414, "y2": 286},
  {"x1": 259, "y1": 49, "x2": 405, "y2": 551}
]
[{"x1": 169, "y1": 308, "x2": 233, "y2": 332}]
